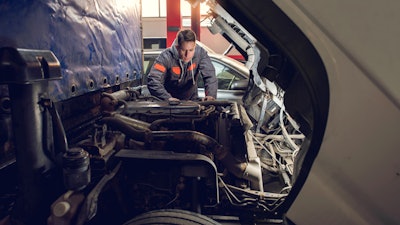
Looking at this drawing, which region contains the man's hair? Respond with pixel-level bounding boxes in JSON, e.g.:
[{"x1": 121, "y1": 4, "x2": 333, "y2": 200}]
[{"x1": 176, "y1": 29, "x2": 196, "y2": 46}]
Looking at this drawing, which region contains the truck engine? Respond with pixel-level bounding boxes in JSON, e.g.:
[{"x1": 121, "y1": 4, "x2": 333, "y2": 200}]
[{"x1": 84, "y1": 87, "x2": 301, "y2": 224}]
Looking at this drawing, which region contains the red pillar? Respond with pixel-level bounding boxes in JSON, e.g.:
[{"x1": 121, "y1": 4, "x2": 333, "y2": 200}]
[
  {"x1": 166, "y1": 0, "x2": 181, "y2": 47},
  {"x1": 191, "y1": 3, "x2": 201, "y2": 40}
]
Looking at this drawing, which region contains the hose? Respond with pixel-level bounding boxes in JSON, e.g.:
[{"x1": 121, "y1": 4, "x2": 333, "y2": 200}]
[
  {"x1": 98, "y1": 117, "x2": 151, "y2": 142},
  {"x1": 151, "y1": 130, "x2": 222, "y2": 153}
]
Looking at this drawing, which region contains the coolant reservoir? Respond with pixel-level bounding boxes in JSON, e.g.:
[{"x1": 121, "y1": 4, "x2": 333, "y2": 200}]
[{"x1": 62, "y1": 147, "x2": 90, "y2": 191}]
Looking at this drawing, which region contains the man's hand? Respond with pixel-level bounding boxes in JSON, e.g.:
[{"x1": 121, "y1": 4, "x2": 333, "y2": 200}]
[
  {"x1": 168, "y1": 97, "x2": 180, "y2": 102},
  {"x1": 202, "y1": 96, "x2": 215, "y2": 101},
  {"x1": 168, "y1": 97, "x2": 180, "y2": 105}
]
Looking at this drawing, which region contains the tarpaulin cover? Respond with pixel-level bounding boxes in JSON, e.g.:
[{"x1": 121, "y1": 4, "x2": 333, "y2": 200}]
[{"x1": 0, "y1": 0, "x2": 142, "y2": 101}]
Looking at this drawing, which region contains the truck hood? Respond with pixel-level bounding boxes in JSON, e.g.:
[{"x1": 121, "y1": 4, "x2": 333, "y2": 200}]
[{"x1": 204, "y1": 0, "x2": 330, "y2": 216}]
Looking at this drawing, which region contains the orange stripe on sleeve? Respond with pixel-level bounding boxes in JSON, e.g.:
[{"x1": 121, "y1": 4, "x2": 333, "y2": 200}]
[
  {"x1": 172, "y1": 66, "x2": 181, "y2": 76},
  {"x1": 154, "y1": 63, "x2": 166, "y2": 73},
  {"x1": 188, "y1": 63, "x2": 197, "y2": 71}
]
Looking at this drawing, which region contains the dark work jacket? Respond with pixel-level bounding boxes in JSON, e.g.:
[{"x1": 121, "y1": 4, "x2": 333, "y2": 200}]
[{"x1": 147, "y1": 43, "x2": 217, "y2": 100}]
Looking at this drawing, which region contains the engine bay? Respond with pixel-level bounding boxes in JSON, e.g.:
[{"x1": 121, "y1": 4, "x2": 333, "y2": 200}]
[
  {"x1": 44, "y1": 85, "x2": 304, "y2": 224},
  {"x1": 0, "y1": 76, "x2": 305, "y2": 225}
]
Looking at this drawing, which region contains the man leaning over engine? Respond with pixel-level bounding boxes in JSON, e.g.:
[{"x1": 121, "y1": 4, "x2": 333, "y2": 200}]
[{"x1": 147, "y1": 29, "x2": 217, "y2": 101}]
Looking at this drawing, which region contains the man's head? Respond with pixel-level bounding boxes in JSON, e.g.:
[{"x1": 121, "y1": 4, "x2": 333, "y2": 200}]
[{"x1": 176, "y1": 29, "x2": 196, "y2": 63}]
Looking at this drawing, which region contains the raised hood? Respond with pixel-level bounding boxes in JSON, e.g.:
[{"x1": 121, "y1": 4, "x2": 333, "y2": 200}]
[{"x1": 202, "y1": 0, "x2": 330, "y2": 216}]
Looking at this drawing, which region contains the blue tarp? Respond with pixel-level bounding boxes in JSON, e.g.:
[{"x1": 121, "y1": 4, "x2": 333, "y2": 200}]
[{"x1": 0, "y1": 0, "x2": 142, "y2": 101}]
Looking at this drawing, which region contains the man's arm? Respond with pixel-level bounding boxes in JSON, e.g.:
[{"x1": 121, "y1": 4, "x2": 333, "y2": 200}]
[{"x1": 147, "y1": 55, "x2": 173, "y2": 100}]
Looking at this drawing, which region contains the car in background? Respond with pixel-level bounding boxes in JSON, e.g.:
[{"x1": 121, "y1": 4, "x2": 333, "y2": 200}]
[{"x1": 143, "y1": 42, "x2": 249, "y2": 101}]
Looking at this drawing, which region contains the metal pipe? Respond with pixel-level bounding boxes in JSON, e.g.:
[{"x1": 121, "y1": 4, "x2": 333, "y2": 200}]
[
  {"x1": 111, "y1": 113, "x2": 151, "y2": 130},
  {"x1": 149, "y1": 117, "x2": 206, "y2": 131},
  {"x1": 238, "y1": 104, "x2": 253, "y2": 131},
  {"x1": 8, "y1": 83, "x2": 55, "y2": 224},
  {"x1": 197, "y1": 100, "x2": 233, "y2": 107},
  {"x1": 99, "y1": 117, "x2": 151, "y2": 142},
  {"x1": 1, "y1": 47, "x2": 62, "y2": 224},
  {"x1": 102, "y1": 89, "x2": 131, "y2": 101},
  {"x1": 151, "y1": 130, "x2": 222, "y2": 152}
]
